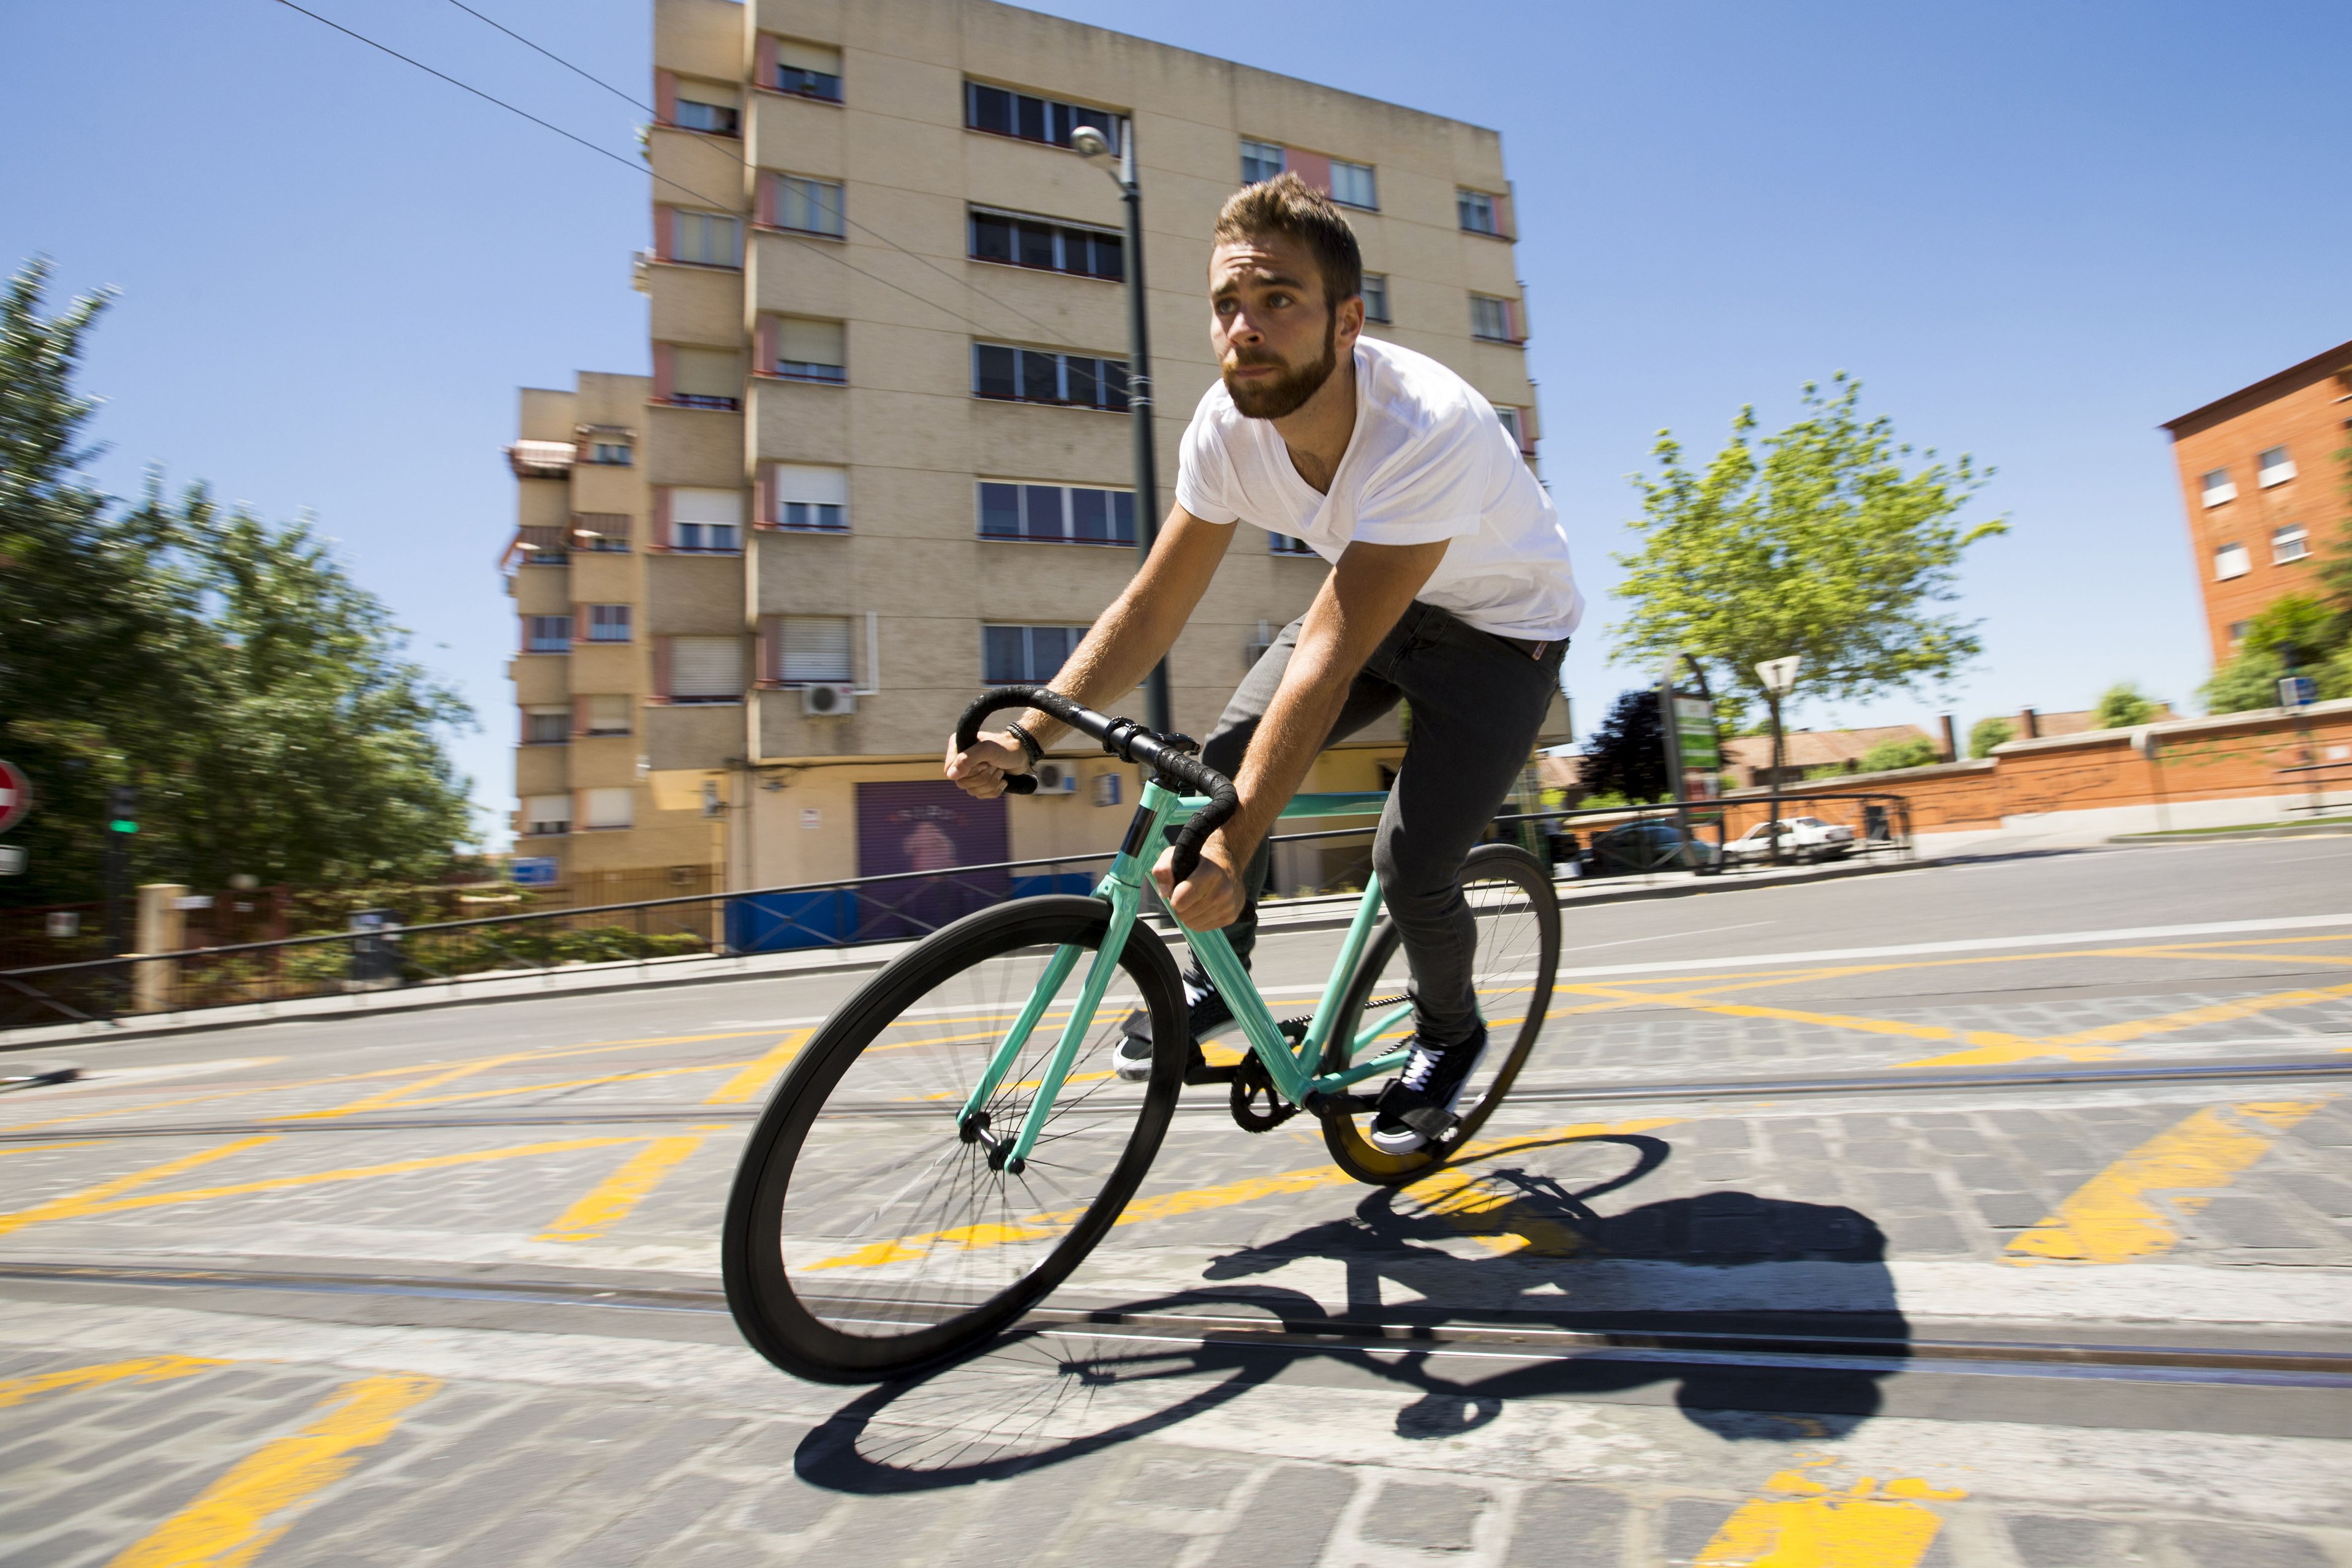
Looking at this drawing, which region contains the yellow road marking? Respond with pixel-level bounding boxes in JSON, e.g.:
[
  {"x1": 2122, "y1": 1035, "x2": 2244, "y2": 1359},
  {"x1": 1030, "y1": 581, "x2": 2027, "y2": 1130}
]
[
  {"x1": 0, "y1": 1137, "x2": 276, "y2": 1239},
  {"x1": 0, "y1": 1136, "x2": 645, "y2": 1235},
  {"x1": 1697, "y1": 1463, "x2": 1965, "y2": 1567},
  {"x1": 0, "y1": 1355, "x2": 225, "y2": 1410},
  {"x1": 108, "y1": 1373, "x2": 440, "y2": 1568},
  {"x1": 536, "y1": 1136, "x2": 708, "y2": 1242},
  {"x1": 706, "y1": 1030, "x2": 813, "y2": 1104},
  {"x1": 0, "y1": 1139, "x2": 108, "y2": 1157},
  {"x1": 1906, "y1": 979, "x2": 2352, "y2": 1068},
  {"x1": 802, "y1": 1117, "x2": 1679, "y2": 1271},
  {"x1": 2008, "y1": 1099, "x2": 2325, "y2": 1264},
  {"x1": 1405, "y1": 1165, "x2": 1586, "y2": 1256}
]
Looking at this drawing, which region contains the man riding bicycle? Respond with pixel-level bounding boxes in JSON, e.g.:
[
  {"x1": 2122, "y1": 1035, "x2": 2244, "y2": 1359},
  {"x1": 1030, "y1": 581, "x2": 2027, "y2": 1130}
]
[{"x1": 948, "y1": 173, "x2": 1580, "y2": 1155}]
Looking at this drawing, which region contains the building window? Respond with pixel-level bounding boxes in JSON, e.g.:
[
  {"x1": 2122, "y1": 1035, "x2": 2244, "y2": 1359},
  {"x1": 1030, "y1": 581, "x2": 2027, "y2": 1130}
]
[
  {"x1": 2226, "y1": 620, "x2": 2251, "y2": 646},
  {"x1": 1239, "y1": 138, "x2": 1285, "y2": 185},
  {"x1": 984, "y1": 624, "x2": 1085, "y2": 685},
  {"x1": 668, "y1": 636, "x2": 744, "y2": 703},
  {"x1": 673, "y1": 210, "x2": 741, "y2": 268},
  {"x1": 674, "y1": 91, "x2": 739, "y2": 135},
  {"x1": 523, "y1": 707, "x2": 570, "y2": 745},
  {"x1": 587, "y1": 603, "x2": 633, "y2": 642},
  {"x1": 977, "y1": 482, "x2": 1136, "y2": 545},
  {"x1": 769, "y1": 316, "x2": 845, "y2": 382},
  {"x1": 2274, "y1": 522, "x2": 2310, "y2": 564},
  {"x1": 582, "y1": 787, "x2": 635, "y2": 831},
  {"x1": 1494, "y1": 405, "x2": 1525, "y2": 448},
  {"x1": 526, "y1": 616, "x2": 572, "y2": 652},
  {"x1": 522, "y1": 793, "x2": 571, "y2": 835},
  {"x1": 572, "y1": 513, "x2": 630, "y2": 552},
  {"x1": 778, "y1": 615, "x2": 853, "y2": 684},
  {"x1": 666, "y1": 347, "x2": 741, "y2": 411},
  {"x1": 2213, "y1": 543, "x2": 2250, "y2": 581},
  {"x1": 768, "y1": 463, "x2": 848, "y2": 531},
  {"x1": 586, "y1": 694, "x2": 632, "y2": 736},
  {"x1": 965, "y1": 81, "x2": 1118, "y2": 153},
  {"x1": 769, "y1": 39, "x2": 842, "y2": 102},
  {"x1": 1457, "y1": 188, "x2": 1500, "y2": 235},
  {"x1": 1361, "y1": 273, "x2": 1390, "y2": 323},
  {"x1": 768, "y1": 175, "x2": 845, "y2": 237},
  {"x1": 2200, "y1": 468, "x2": 2237, "y2": 507},
  {"x1": 1269, "y1": 533, "x2": 1316, "y2": 556},
  {"x1": 1470, "y1": 293, "x2": 1517, "y2": 341},
  {"x1": 968, "y1": 208, "x2": 1122, "y2": 280},
  {"x1": 670, "y1": 488, "x2": 743, "y2": 552},
  {"x1": 972, "y1": 343, "x2": 1129, "y2": 409},
  {"x1": 2258, "y1": 445, "x2": 2297, "y2": 487},
  {"x1": 586, "y1": 441, "x2": 632, "y2": 465},
  {"x1": 1330, "y1": 159, "x2": 1378, "y2": 209}
]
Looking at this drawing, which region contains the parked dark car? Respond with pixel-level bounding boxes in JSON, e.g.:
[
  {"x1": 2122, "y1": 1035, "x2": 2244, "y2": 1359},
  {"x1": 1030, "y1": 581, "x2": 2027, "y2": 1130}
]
[{"x1": 1585, "y1": 819, "x2": 1722, "y2": 875}]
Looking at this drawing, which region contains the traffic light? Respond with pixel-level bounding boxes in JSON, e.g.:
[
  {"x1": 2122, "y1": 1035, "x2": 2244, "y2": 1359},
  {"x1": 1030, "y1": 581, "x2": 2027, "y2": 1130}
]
[{"x1": 108, "y1": 785, "x2": 140, "y2": 835}]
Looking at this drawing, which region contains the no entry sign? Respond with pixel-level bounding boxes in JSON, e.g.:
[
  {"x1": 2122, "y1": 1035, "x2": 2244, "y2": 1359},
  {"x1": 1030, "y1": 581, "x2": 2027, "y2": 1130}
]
[{"x1": 0, "y1": 760, "x2": 29, "y2": 835}]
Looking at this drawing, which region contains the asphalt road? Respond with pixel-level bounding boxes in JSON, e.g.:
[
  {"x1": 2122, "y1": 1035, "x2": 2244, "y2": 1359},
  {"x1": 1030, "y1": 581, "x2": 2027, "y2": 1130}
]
[{"x1": 2, "y1": 835, "x2": 2349, "y2": 1567}]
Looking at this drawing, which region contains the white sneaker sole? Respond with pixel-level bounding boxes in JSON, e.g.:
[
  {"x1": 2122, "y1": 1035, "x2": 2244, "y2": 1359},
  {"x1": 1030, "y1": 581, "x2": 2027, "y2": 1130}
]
[{"x1": 1366, "y1": 1037, "x2": 1489, "y2": 1155}]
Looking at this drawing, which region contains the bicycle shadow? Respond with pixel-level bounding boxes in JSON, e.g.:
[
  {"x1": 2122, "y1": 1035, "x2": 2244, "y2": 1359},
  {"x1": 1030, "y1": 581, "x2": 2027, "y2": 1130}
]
[{"x1": 792, "y1": 1129, "x2": 1908, "y2": 1492}]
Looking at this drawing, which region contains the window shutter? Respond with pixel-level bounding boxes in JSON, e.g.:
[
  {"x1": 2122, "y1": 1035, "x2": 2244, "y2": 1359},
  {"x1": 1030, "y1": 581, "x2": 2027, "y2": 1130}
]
[
  {"x1": 758, "y1": 616, "x2": 782, "y2": 684},
  {"x1": 755, "y1": 317, "x2": 775, "y2": 375},
  {"x1": 669, "y1": 636, "x2": 744, "y2": 699},
  {"x1": 775, "y1": 39, "x2": 840, "y2": 74},
  {"x1": 652, "y1": 486, "x2": 672, "y2": 549},
  {"x1": 651, "y1": 342, "x2": 674, "y2": 402},
  {"x1": 755, "y1": 34, "x2": 777, "y2": 89},
  {"x1": 771, "y1": 464, "x2": 848, "y2": 505},
  {"x1": 777, "y1": 317, "x2": 844, "y2": 366},
  {"x1": 655, "y1": 69, "x2": 677, "y2": 126},
  {"x1": 673, "y1": 347, "x2": 739, "y2": 398},
  {"x1": 780, "y1": 616, "x2": 853, "y2": 682},
  {"x1": 652, "y1": 635, "x2": 673, "y2": 701},
  {"x1": 1285, "y1": 149, "x2": 1332, "y2": 195}
]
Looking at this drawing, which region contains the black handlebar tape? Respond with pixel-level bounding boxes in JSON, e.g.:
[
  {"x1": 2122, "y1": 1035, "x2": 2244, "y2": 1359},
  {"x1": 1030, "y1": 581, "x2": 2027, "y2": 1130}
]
[{"x1": 950, "y1": 687, "x2": 1240, "y2": 884}]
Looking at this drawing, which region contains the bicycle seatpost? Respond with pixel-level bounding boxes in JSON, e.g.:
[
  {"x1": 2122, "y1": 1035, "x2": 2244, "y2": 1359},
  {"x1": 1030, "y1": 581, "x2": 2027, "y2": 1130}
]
[{"x1": 954, "y1": 686, "x2": 1240, "y2": 882}]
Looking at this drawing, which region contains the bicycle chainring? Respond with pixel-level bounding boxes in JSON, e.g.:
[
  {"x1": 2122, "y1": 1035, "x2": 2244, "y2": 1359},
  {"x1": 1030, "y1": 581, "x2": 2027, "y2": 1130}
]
[{"x1": 1228, "y1": 1027, "x2": 1304, "y2": 1133}]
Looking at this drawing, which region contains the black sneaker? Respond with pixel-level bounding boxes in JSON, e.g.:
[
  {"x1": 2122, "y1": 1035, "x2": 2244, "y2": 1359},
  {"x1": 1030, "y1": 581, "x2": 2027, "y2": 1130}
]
[
  {"x1": 1368, "y1": 1023, "x2": 1489, "y2": 1154},
  {"x1": 1114, "y1": 984, "x2": 1234, "y2": 1081}
]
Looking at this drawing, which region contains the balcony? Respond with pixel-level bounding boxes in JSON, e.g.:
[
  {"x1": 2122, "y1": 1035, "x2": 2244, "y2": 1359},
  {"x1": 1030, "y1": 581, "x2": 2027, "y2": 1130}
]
[
  {"x1": 507, "y1": 440, "x2": 576, "y2": 479},
  {"x1": 571, "y1": 514, "x2": 631, "y2": 552}
]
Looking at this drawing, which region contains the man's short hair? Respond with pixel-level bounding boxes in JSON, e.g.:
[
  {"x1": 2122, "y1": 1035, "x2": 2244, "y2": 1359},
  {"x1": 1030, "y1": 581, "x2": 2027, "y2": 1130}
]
[{"x1": 1213, "y1": 173, "x2": 1363, "y2": 311}]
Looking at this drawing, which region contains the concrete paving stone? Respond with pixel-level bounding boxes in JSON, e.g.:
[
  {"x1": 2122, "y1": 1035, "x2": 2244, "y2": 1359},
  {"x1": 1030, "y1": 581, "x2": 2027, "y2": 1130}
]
[
  {"x1": 1357, "y1": 1479, "x2": 1491, "y2": 1550},
  {"x1": 657, "y1": 1536, "x2": 786, "y2": 1568},
  {"x1": 1951, "y1": 1156, "x2": 2033, "y2": 1190},
  {"x1": 0, "y1": 1461, "x2": 190, "y2": 1539},
  {"x1": 1213, "y1": 1464, "x2": 1360, "y2": 1568},
  {"x1": 2188, "y1": 1196, "x2": 2332, "y2": 1251},
  {"x1": 2004, "y1": 1513, "x2": 2150, "y2": 1566},
  {"x1": 435, "y1": 1509, "x2": 587, "y2": 1566},
  {"x1": 2171, "y1": 1522, "x2": 2337, "y2": 1568},
  {"x1": 1765, "y1": 1130, "x2": 1830, "y2": 1159},
  {"x1": 1920, "y1": 1128, "x2": 1991, "y2": 1156},
  {"x1": 369, "y1": 1445, "x2": 607, "y2": 1549},
  {"x1": 1686, "y1": 1153, "x2": 1751, "y2": 1183},
  {"x1": 0, "y1": 1436, "x2": 72, "y2": 1474},
  {"x1": 1861, "y1": 1171, "x2": 1945, "y2": 1210},
  {"x1": 2289, "y1": 1114, "x2": 2352, "y2": 1150},
  {"x1": 257, "y1": 1482, "x2": 416, "y2": 1561},
  {"x1": 2269, "y1": 1170, "x2": 2352, "y2": 1219},
  {"x1": 1756, "y1": 1164, "x2": 1846, "y2": 1202},
  {"x1": 1833, "y1": 1115, "x2": 1900, "y2": 1142},
  {"x1": 1882, "y1": 1213, "x2": 1972, "y2": 1254},
  {"x1": 734, "y1": 1472, "x2": 843, "y2": 1537},
  {"x1": 564, "y1": 1472, "x2": 743, "y2": 1568},
  {"x1": 1118, "y1": 1452, "x2": 1256, "y2": 1512},
  {"x1": 1659, "y1": 1496, "x2": 1736, "y2": 1565},
  {"x1": 1498, "y1": 1483, "x2": 1631, "y2": 1567},
  {"x1": 0, "y1": 1528, "x2": 116, "y2": 1567},
  {"x1": 1683, "y1": 1121, "x2": 1754, "y2": 1152},
  {"x1": 1904, "y1": 1112, "x2": 1972, "y2": 1128},
  {"x1": 1974, "y1": 1191, "x2": 2053, "y2": 1229},
  {"x1": 1058, "y1": 1524, "x2": 1191, "y2": 1567},
  {"x1": 2003, "y1": 1139, "x2": 2105, "y2": 1176},
  {"x1": 1844, "y1": 1139, "x2": 1922, "y2": 1169}
]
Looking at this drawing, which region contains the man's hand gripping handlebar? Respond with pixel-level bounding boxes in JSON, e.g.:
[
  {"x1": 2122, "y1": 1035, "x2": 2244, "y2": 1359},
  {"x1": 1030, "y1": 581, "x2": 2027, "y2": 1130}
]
[{"x1": 951, "y1": 686, "x2": 1240, "y2": 892}]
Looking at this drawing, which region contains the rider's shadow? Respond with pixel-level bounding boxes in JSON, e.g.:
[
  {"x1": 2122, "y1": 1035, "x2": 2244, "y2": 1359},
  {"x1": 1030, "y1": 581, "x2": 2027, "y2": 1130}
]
[
  {"x1": 1205, "y1": 1133, "x2": 1908, "y2": 1442},
  {"x1": 792, "y1": 1131, "x2": 1907, "y2": 1493}
]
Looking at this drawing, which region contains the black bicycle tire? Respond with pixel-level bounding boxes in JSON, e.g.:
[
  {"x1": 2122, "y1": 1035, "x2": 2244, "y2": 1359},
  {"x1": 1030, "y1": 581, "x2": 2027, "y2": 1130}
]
[
  {"x1": 722, "y1": 895, "x2": 1188, "y2": 1383},
  {"x1": 1317, "y1": 843, "x2": 1561, "y2": 1185}
]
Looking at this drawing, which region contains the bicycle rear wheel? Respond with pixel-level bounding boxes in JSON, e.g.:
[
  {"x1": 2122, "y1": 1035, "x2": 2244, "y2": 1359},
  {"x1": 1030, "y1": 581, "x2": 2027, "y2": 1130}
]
[
  {"x1": 723, "y1": 895, "x2": 1186, "y2": 1382},
  {"x1": 1318, "y1": 843, "x2": 1561, "y2": 1185}
]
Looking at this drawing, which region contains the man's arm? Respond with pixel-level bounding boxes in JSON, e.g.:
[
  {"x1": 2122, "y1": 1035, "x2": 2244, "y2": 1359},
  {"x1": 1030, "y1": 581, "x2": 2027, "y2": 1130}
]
[
  {"x1": 945, "y1": 506, "x2": 1232, "y2": 798},
  {"x1": 1156, "y1": 537, "x2": 1448, "y2": 929}
]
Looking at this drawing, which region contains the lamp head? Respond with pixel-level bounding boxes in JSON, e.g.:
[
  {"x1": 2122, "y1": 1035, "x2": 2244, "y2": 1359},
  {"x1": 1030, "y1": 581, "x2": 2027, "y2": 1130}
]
[{"x1": 1071, "y1": 124, "x2": 1110, "y2": 160}]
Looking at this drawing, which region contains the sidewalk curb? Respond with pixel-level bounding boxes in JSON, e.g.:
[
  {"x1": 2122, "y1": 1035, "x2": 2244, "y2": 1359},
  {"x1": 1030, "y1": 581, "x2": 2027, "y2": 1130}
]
[
  {"x1": 2109, "y1": 821, "x2": 2352, "y2": 845},
  {"x1": 1, "y1": 855, "x2": 1918, "y2": 1055}
]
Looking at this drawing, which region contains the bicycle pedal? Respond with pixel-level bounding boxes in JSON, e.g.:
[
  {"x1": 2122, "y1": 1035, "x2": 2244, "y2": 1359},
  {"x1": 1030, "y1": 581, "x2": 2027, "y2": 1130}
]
[
  {"x1": 1305, "y1": 1091, "x2": 1381, "y2": 1118},
  {"x1": 1185, "y1": 1063, "x2": 1240, "y2": 1086}
]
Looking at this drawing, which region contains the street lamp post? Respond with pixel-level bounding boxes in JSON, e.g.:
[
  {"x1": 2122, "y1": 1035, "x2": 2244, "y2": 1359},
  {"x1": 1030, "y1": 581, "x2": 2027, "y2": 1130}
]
[
  {"x1": 1754, "y1": 656, "x2": 1801, "y2": 867},
  {"x1": 1073, "y1": 119, "x2": 1173, "y2": 736}
]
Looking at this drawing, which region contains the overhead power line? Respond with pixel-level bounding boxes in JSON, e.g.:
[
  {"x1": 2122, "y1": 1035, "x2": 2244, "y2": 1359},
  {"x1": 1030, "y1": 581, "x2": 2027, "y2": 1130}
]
[
  {"x1": 270, "y1": 0, "x2": 1072, "y2": 347},
  {"x1": 443, "y1": 0, "x2": 653, "y2": 113}
]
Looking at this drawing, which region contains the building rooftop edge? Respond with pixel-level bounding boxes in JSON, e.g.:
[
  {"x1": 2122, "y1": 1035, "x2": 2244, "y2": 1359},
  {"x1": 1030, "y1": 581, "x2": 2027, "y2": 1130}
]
[{"x1": 2159, "y1": 336, "x2": 2352, "y2": 437}]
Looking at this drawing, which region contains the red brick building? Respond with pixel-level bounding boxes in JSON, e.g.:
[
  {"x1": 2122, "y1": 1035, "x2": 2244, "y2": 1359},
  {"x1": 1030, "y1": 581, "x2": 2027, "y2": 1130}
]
[{"x1": 2162, "y1": 338, "x2": 2351, "y2": 665}]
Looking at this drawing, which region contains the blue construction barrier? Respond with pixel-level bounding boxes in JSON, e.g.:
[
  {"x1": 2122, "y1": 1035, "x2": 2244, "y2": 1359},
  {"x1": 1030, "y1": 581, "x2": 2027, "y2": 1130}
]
[
  {"x1": 1009, "y1": 872, "x2": 1098, "y2": 899},
  {"x1": 725, "y1": 889, "x2": 856, "y2": 954}
]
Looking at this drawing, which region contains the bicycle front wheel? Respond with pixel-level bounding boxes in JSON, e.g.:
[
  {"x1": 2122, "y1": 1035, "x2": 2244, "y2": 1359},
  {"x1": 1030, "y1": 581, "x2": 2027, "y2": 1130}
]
[
  {"x1": 1319, "y1": 843, "x2": 1561, "y2": 1185},
  {"x1": 723, "y1": 895, "x2": 1187, "y2": 1383}
]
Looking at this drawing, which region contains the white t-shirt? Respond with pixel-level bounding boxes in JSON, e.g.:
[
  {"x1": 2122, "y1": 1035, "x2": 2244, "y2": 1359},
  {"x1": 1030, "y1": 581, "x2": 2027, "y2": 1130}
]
[{"x1": 1174, "y1": 336, "x2": 1583, "y2": 641}]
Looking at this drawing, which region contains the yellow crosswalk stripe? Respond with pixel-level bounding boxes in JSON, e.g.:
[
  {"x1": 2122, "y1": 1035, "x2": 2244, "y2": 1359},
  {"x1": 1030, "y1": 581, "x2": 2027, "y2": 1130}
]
[
  {"x1": 536, "y1": 1136, "x2": 710, "y2": 1243},
  {"x1": 0, "y1": 1137, "x2": 275, "y2": 1238},
  {"x1": 705, "y1": 1030, "x2": 813, "y2": 1104},
  {"x1": 1696, "y1": 1464, "x2": 1966, "y2": 1567},
  {"x1": 0, "y1": 1355, "x2": 225, "y2": 1410}
]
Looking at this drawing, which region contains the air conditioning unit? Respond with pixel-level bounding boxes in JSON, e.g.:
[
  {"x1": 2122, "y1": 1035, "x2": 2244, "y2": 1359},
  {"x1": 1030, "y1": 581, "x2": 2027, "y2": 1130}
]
[
  {"x1": 801, "y1": 683, "x2": 856, "y2": 716},
  {"x1": 1034, "y1": 761, "x2": 1080, "y2": 794}
]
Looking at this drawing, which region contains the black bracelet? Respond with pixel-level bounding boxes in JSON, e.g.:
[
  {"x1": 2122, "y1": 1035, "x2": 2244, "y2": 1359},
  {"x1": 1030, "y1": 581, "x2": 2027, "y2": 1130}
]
[{"x1": 1002, "y1": 720, "x2": 1046, "y2": 771}]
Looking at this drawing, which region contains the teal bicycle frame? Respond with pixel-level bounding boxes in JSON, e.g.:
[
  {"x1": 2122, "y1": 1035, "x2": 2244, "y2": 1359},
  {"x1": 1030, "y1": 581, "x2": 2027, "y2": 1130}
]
[{"x1": 954, "y1": 778, "x2": 1418, "y2": 1171}]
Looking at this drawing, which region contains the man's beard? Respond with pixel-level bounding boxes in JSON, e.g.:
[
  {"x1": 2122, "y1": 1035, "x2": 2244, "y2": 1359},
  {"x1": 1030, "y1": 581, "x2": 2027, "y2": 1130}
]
[{"x1": 1222, "y1": 313, "x2": 1339, "y2": 419}]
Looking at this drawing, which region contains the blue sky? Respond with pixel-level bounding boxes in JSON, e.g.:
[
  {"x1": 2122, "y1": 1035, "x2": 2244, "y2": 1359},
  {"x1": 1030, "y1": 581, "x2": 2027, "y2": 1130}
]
[{"x1": 7, "y1": 1, "x2": 2347, "y2": 845}]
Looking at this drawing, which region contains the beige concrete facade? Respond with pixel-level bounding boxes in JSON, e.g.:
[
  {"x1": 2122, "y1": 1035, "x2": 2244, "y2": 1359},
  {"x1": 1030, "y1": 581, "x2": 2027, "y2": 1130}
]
[{"x1": 506, "y1": 0, "x2": 1562, "y2": 896}]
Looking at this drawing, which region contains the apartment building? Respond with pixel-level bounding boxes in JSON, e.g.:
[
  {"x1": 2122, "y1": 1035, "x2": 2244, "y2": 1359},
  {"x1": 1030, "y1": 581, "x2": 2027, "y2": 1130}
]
[
  {"x1": 2163, "y1": 337, "x2": 2352, "y2": 665},
  {"x1": 503, "y1": 0, "x2": 1564, "y2": 900}
]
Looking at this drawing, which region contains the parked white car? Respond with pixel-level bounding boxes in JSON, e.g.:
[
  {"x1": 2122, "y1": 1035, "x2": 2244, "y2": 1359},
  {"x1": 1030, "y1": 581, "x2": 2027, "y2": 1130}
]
[{"x1": 1725, "y1": 816, "x2": 1857, "y2": 864}]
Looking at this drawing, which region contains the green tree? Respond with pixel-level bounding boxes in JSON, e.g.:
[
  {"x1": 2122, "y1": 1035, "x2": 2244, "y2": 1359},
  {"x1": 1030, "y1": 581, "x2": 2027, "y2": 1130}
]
[
  {"x1": 1967, "y1": 717, "x2": 2015, "y2": 758},
  {"x1": 0, "y1": 258, "x2": 473, "y2": 906},
  {"x1": 1856, "y1": 734, "x2": 1942, "y2": 772},
  {"x1": 2093, "y1": 683, "x2": 2161, "y2": 729},
  {"x1": 1612, "y1": 375, "x2": 2004, "y2": 728},
  {"x1": 2199, "y1": 593, "x2": 2352, "y2": 715},
  {"x1": 1580, "y1": 689, "x2": 1670, "y2": 804}
]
